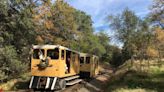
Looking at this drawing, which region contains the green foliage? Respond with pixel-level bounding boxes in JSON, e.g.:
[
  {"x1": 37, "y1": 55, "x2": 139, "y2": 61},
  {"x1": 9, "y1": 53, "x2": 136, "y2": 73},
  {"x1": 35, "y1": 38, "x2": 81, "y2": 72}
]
[
  {"x1": 0, "y1": 0, "x2": 113, "y2": 82},
  {"x1": 109, "y1": 8, "x2": 139, "y2": 43},
  {"x1": 77, "y1": 32, "x2": 106, "y2": 57},
  {"x1": 0, "y1": 70, "x2": 7, "y2": 81},
  {"x1": 106, "y1": 68, "x2": 164, "y2": 92},
  {"x1": 0, "y1": 0, "x2": 129, "y2": 82},
  {"x1": 51, "y1": 0, "x2": 78, "y2": 43},
  {"x1": 0, "y1": 46, "x2": 28, "y2": 80},
  {"x1": 0, "y1": 0, "x2": 36, "y2": 63},
  {"x1": 109, "y1": 8, "x2": 140, "y2": 60},
  {"x1": 97, "y1": 31, "x2": 110, "y2": 47},
  {"x1": 74, "y1": 10, "x2": 93, "y2": 32},
  {"x1": 109, "y1": 47, "x2": 123, "y2": 67},
  {"x1": 109, "y1": 8, "x2": 157, "y2": 62},
  {"x1": 69, "y1": 10, "x2": 107, "y2": 57},
  {"x1": 0, "y1": 0, "x2": 34, "y2": 81}
]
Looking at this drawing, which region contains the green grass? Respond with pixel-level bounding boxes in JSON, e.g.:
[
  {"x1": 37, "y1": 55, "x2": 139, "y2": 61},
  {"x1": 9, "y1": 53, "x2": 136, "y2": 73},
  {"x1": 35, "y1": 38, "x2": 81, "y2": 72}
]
[{"x1": 105, "y1": 65, "x2": 164, "y2": 92}]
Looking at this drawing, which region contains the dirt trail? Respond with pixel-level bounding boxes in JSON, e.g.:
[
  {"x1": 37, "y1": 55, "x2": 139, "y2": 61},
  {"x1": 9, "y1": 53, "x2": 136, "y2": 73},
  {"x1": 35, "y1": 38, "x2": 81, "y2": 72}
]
[{"x1": 62, "y1": 62, "x2": 129, "y2": 92}]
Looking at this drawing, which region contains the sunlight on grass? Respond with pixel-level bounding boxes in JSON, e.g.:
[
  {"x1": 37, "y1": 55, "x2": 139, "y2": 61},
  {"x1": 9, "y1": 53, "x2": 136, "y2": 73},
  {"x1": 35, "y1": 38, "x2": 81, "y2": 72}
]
[
  {"x1": 0, "y1": 73, "x2": 30, "y2": 90},
  {"x1": 0, "y1": 79, "x2": 17, "y2": 90},
  {"x1": 105, "y1": 61, "x2": 164, "y2": 92}
]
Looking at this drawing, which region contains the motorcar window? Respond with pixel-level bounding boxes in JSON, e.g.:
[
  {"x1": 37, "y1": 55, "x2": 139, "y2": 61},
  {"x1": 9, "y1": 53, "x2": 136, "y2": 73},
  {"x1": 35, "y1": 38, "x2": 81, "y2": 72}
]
[{"x1": 47, "y1": 48, "x2": 59, "y2": 59}]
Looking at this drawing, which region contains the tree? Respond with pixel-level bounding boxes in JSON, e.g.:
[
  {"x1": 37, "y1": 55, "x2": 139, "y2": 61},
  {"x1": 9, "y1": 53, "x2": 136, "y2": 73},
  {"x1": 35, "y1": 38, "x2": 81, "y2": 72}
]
[
  {"x1": 76, "y1": 32, "x2": 106, "y2": 57},
  {"x1": 149, "y1": 0, "x2": 164, "y2": 28},
  {"x1": 70, "y1": 9, "x2": 107, "y2": 57},
  {"x1": 97, "y1": 31, "x2": 110, "y2": 47},
  {"x1": 154, "y1": 28, "x2": 164, "y2": 58},
  {"x1": 0, "y1": 46, "x2": 27, "y2": 81},
  {"x1": 32, "y1": 0, "x2": 80, "y2": 46},
  {"x1": 0, "y1": 0, "x2": 37, "y2": 62},
  {"x1": 109, "y1": 8, "x2": 140, "y2": 60},
  {"x1": 0, "y1": 0, "x2": 35, "y2": 80},
  {"x1": 133, "y1": 20, "x2": 154, "y2": 59},
  {"x1": 97, "y1": 31, "x2": 112, "y2": 61},
  {"x1": 110, "y1": 47, "x2": 122, "y2": 67},
  {"x1": 108, "y1": 8, "x2": 158, "y2": 66}
]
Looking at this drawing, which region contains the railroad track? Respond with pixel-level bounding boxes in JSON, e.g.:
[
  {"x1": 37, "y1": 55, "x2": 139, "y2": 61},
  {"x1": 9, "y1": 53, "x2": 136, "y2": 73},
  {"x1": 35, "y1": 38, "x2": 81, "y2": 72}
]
[
  {"x1": 7, "y1": 69, "x2": 113, "y2": 92},
  {"x1": 6, "y1": 63, "x2": 130, "y2": 92},
  {"x1": 61, "y1": 71, "x2": 112, "y2": 92},
  {"x1": 9, "y1": 79, "x2": 93, "y2": 92}
]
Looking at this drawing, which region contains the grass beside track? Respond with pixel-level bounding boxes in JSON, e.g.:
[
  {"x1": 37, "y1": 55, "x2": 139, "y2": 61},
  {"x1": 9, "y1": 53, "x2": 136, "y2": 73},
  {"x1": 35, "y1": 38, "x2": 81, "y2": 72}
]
[{"x1": 105, "y1": 62, "x2": 164, "y2": 92}]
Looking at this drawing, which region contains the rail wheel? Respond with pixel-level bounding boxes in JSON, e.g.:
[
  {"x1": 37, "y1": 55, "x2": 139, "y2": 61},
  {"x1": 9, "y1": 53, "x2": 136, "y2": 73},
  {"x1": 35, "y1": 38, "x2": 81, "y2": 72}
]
[{"x1": 59, "y1": 79, "x2": 66, "y2": 90}]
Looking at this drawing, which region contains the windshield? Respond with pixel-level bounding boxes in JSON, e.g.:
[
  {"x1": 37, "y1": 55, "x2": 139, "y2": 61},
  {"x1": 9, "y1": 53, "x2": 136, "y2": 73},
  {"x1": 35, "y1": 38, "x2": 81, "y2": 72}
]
[
  {"x1": 86, "y1": 57, "x2": 90, "y2": 64},
  {"x1": 47, "y1": 48, "x2": 59, "y2": 59},
  {"x1": 33, "y1": 49, "x2": 44, "y2": 59},
  {"x1": 80, "y1": 57, "x2": 84, "y2": 64}
]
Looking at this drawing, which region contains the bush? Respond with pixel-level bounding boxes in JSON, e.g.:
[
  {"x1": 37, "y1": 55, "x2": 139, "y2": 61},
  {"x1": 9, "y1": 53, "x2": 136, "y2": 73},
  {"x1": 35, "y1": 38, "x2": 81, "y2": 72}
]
[
  {"x1": 0, "y1": 70, "x2": 7, "y2": 82},
  {"x1": 109, "y1": 48, "x2": 124, "y2": 67},
  {"x1": 0, "y1": 46, "x2": 28, "y2": 81}
]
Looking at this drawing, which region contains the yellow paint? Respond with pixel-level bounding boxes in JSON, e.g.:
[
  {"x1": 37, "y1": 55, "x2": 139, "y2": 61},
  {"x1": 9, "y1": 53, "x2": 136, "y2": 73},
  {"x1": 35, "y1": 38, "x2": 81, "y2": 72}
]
[
  {"x1": 31, "y1": 45, "x2": 80, "y2": 78},
  {"x1": 80, "y1": 53, "x2": 99, "y2": 77}
]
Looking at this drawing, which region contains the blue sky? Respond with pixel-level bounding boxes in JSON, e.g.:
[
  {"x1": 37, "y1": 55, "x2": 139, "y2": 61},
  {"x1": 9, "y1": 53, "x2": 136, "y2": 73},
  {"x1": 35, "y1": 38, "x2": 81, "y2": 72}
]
[
  {"x1": 66, "y1": 0, "x2": 153, "y2": 46},
  {"x1": 66, "y1": 0, "x2": 152, "y2": 30}
]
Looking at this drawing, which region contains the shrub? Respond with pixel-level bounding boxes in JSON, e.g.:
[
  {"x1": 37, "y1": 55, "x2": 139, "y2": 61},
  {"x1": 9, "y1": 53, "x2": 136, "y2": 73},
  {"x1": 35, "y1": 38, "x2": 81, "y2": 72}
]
[
  {"x1": 0, "y1": 46, "x2": 28, "y2": 81},
  {"x1": 109, "y1": 48, "x2": 123, "y2": 67},
  {"x1": 0, "y1": 70, "x2": 7, "y2": 82}
]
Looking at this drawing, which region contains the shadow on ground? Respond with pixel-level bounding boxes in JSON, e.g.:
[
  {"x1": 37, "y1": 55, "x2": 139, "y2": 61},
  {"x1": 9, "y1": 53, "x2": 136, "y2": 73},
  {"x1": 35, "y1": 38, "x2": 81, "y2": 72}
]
[{"x1": 11, "y1": 79, "x2": 30, "y2": 90}]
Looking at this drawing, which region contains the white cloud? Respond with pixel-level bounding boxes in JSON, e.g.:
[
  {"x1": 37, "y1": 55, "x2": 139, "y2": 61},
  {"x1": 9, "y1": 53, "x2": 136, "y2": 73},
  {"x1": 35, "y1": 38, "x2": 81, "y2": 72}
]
[
  {"x1": 66, "y1": 0, "x2": 152, "y2": 47},
  {"x1": 67, "y1": 0, "x2": 152, "y2": 30}
]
